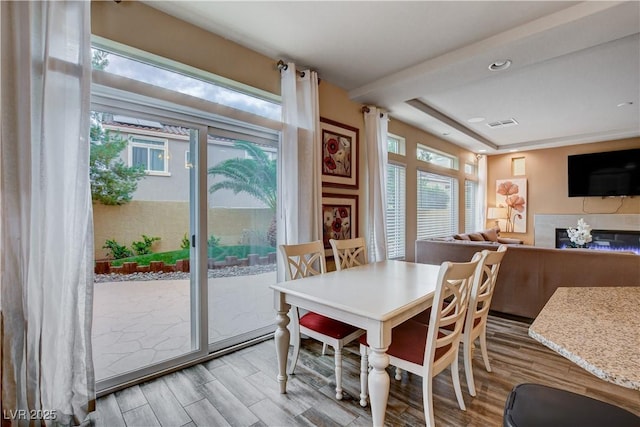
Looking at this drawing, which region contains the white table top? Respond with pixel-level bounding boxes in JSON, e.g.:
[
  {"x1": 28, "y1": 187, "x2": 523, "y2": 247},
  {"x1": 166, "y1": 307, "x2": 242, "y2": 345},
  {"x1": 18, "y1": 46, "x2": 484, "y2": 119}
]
[
  {"x1": 529, "y1": 286, "x2": 640, "y2": 390},
  {"x1": 270, "y1": 260, "x2": 442, "y2": 323}
]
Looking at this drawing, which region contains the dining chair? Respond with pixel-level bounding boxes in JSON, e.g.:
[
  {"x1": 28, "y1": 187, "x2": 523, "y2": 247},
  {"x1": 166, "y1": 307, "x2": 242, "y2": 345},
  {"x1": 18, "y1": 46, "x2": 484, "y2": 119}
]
[
  {"x1": 329, "y1": 237, "x2": 368, "y2": 271},
  {"x1": 279, "y1": 240, "x2": 365, "y2": 400},
  {"x1": 462, "y1": 245, "x2": 507, "y2": 396},
  {"x1": 317, "y1": 237, "x2": 369, "y2": 357},
  {"x1": 359, "y1": 256, "x2": 480, "y2": 426},
  {"x1": 409, "y1": 245, "x2": 507, "y2": 396}
]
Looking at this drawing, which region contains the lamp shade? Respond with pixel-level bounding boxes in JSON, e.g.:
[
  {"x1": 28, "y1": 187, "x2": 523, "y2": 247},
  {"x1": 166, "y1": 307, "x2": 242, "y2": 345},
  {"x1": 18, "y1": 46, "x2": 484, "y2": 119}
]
[{"x1": 487, "y1": 207, "x2": 508, "y2": 219}]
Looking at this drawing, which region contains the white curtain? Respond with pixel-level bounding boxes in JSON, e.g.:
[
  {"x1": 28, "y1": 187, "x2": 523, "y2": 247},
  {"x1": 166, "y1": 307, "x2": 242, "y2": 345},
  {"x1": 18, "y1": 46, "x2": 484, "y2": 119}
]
[
  {"x1": 478, "y1": 154, "x2": 488, "y2": 229},
  {"x1": 1, "y1": 1, "x2": 95, "y2": 425},
  {"x1": 278, "y1": 63, "x2": 322, "y2": 281},
  {"x1": 363, "y1": 107, "x2": 389, "y2": 262}
]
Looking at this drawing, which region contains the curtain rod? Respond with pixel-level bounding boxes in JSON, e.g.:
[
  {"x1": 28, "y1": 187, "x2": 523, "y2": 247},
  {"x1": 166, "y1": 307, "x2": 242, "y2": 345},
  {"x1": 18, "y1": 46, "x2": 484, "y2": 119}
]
[
  {"x1": 277, "y1": 60, "x2": 305, "y2": 78},
  {"x1": 361, "y1": 106, "x2": 385, "y2": 118}
]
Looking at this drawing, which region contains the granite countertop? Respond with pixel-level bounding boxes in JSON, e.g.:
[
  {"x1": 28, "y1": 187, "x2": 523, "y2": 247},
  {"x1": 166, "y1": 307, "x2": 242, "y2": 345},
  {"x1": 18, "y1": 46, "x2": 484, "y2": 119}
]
[{"x1": 529, "y1": 286, "x2": 640, "y2": 390}]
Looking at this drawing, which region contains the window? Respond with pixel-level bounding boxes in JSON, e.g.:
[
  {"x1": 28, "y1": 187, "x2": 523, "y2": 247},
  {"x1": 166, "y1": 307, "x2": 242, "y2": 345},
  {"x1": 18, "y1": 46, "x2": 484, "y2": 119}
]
[
  {"x1": 129, "y1": 135, "x2": 169, "y2": 174},
  {"x1": 464, "y1": 162, "x2": 476, "y2": 175},
  {"x1": 91, "y1": 44, "x2": 281, "y2": 121},
  {"x1": 386, "y1": 164, "x2": 406, "y2": 259},
  {"x1": 387, "y1": 134, "x2": 406, "y2": 155},
  {"x1": 417, "y1": 144, "x2": 458, "y2": 170},
  {"x1": 465, "y1": 180, "x2": 479, "y2": 233},
  {"x1": 417, "y1": 171, "x2": 458, "y2": 239}
]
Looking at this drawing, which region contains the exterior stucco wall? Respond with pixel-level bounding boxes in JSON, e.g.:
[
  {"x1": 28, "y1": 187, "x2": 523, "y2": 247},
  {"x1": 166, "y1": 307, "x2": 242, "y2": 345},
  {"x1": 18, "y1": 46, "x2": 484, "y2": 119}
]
[{"x1": 94, "y1": 201, "x2": 273, "y2": 259}]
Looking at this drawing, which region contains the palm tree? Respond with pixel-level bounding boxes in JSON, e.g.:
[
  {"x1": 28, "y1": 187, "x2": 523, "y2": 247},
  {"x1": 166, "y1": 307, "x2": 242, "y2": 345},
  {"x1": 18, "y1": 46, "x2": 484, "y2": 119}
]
[{"x1": 208, "y1": 140, "x2": 277, "y2": 245}]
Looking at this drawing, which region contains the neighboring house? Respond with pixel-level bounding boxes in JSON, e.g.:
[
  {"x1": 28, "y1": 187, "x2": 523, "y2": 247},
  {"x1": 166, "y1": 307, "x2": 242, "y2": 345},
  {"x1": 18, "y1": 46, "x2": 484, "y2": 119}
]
[{"x1": 101, "y1": 114, "x2": 276, "y2": 209}]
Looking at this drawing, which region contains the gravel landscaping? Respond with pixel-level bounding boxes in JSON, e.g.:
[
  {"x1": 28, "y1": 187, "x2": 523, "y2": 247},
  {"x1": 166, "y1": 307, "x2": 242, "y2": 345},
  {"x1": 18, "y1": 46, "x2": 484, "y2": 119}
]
[{"x1": 94, "y1": 263, "x2": 277, "y2": 283}]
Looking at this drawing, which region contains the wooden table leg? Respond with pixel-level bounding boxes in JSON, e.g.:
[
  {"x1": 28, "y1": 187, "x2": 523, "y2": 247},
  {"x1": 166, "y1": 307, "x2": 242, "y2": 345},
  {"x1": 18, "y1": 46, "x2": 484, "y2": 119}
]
[
  {"x1": 368, "y1": 346, "x2": 390, "y2": 427},
  {"x1": 275, "y1": 303, "x2": 290, "y2": 394}
]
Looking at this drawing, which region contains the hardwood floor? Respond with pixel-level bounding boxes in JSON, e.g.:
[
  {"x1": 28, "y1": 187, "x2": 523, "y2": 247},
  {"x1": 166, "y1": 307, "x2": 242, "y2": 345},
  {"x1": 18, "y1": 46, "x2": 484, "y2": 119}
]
[{"x1": 93, "y1": 315, "x2": 640, "y2": 426}]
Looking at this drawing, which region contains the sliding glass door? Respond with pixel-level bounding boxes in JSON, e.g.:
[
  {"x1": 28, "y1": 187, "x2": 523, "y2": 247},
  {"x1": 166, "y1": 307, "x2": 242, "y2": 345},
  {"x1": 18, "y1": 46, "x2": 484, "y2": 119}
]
[
  {"x1": 205, "y1": 130, "x2": 278, "y2": 351},
  {"x1": 91, "y1": 109, "x2": 204, "y2": 390},
  {"x1": 90, "y1": 39, "x2": 282, "y2": 393}
]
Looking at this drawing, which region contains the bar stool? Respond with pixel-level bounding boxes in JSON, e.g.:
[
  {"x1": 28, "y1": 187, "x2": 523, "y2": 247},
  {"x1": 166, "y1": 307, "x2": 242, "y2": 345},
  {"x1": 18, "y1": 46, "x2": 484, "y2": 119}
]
[{"x1": 503, "y1": 383, "x2": 640, "y2": 427}]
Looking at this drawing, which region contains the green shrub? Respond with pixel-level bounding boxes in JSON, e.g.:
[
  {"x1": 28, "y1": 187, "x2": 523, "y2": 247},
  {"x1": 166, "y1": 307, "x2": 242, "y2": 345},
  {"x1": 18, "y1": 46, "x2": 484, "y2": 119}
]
[
  {"x1": 103, "y1": 239, "x2": 133, "y2": 259},
  {"x1": 131, "y1": 234, "x2": 160, "y2": 255},
  {"x1": 109, "y1": 249, "x2": 189, "y2": 267},
  {"x1": 181, "y1": 233, "x2": 191, "y2": 250},
  {"x1": 207, "y1": 235, "x2": 221, "y2": 248}
]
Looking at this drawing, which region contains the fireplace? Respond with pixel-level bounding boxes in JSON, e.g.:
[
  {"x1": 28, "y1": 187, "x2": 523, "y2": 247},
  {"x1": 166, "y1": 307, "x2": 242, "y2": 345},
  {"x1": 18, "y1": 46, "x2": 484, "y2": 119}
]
[{"x1": 555, "y1": 228, "x2": 640, "y2": 254}]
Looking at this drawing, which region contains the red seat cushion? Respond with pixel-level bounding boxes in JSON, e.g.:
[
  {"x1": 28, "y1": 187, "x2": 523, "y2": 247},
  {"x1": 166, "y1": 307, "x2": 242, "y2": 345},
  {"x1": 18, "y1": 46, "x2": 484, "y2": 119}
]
[
  {"x1": 411, "y1": 307, "x2": 432, "y2": 324},
  {"x1": 360, "y1": 319, "x2": 452, "y2": 366},
  {"x1": 299, "y1": 312, "x2": 360, "y2": 339}
]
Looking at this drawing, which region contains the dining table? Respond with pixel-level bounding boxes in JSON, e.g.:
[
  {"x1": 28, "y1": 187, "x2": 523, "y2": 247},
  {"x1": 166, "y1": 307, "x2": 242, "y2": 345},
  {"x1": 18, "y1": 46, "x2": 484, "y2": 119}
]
[
  {"x1": 270, "y1": 259, "x2": 443, "y2": 427},
  {"x1": 528, "y1": 286, "x2": 640, "y2": 391}
]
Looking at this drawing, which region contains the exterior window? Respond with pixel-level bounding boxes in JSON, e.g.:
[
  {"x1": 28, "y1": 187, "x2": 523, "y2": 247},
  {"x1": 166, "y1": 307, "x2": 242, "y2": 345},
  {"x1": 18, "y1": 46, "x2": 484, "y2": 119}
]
[
  {"x1": 464, "y1": 162, "x2": 477, "y2": 175},
  {"x1": 129, "y1": 136, "x2": 169, "y2": 174},
  {"x1": 92, "y1": 46, "x2": 280, "y2": 121},
  {"x1": 465, "y1": 180, "x2": 479, "y2": 233},
  {"x1": 386, "y1": 164, "x2": 406, "y2": 259},
  {"x1": 387, "y1": 134, "x2": 406, "y2": 155},
  {"x1": 417, "y1": 171, "x2": 458, "y2": 239},
  {"x1": 417, "y1": 144, "x2": 458, "y2": 170}
]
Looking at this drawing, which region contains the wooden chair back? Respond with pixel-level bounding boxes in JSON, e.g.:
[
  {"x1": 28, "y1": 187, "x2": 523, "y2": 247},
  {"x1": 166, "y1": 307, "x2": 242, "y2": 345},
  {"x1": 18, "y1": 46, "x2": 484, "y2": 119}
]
[
  {"x1": 467, "y1": 245, "x2": 507, "y2": 331},
  {"x1": 329, "y1": 237, "x2": 368, "y2": 271},
  {"x1": 426, "y1": 256, "x2": 479, "y2": 370},
  {"x1": 279, "y1": 240, "x2": 327, "y2": 280}
]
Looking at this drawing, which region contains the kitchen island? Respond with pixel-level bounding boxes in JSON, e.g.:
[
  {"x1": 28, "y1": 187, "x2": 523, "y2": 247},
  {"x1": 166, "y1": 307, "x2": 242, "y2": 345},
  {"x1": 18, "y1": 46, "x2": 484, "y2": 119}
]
[{"x1": 529, "y1": 286, "x2": 640, "y2": 390}]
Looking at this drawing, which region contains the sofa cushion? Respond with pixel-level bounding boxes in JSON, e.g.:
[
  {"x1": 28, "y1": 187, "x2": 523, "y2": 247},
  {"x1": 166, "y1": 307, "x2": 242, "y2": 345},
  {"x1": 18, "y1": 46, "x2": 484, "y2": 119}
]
[
  {"x1": 454, "y1": 234, "x2": 471, "y2": 240},
  {"x1": 497, "y1": 237, "x2": 524, "y2": 244},
  {"x1": 481, "y1": 228, "x2": 499, "y2": 242},
  {"x1": 468, "y1": 232, "x2": 485, "y2": 241}
]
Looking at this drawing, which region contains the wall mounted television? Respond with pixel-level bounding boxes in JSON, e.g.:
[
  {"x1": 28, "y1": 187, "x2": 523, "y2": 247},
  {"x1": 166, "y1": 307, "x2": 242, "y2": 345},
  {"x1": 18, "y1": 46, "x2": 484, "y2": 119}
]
[{"x1": 567, "y1": 148, "x2": 640, "y2": 197}]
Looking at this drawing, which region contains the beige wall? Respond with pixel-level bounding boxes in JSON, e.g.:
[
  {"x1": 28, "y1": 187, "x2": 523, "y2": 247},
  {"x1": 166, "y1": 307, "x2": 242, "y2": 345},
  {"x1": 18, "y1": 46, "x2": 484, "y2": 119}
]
[
  {"x1": 93, "y1": 201, "x2": 273, "y2": 259},
  {"x1": 487, "y1": 138, "x2": 640, "y2": 245}
]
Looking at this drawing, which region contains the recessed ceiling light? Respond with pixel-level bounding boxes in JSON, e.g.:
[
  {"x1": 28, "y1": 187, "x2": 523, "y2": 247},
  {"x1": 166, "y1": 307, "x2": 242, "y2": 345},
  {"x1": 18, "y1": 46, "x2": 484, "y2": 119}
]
[
  {"x1": 489, "y1": 60, "x2": 512, "y2": 71},
  {"x1": 467, "y1": 117, "x2": 485, "y2": 123},
  {"x1": 617, "y1": 101, "x2": 634, "y2": 107},
  {"x1": 478, "y1": 149, "x2": 487, "y2": 153},
  {"x1": 509, "y1": 149, "x2": 518, "y2": 153}
]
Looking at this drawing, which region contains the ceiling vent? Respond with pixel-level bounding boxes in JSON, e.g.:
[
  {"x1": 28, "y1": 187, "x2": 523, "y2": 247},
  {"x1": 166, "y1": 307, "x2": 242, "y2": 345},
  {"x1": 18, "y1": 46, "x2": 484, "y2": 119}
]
[{"x1": 487, "y1": 118, "x2": 519, "y2": 129}]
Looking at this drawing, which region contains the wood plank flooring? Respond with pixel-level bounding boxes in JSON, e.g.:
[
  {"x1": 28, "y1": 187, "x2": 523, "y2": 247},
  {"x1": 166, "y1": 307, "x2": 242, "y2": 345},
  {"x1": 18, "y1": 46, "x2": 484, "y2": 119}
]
[{"x1": 93, "y1": 315, "x2": 640, "y2": 426}]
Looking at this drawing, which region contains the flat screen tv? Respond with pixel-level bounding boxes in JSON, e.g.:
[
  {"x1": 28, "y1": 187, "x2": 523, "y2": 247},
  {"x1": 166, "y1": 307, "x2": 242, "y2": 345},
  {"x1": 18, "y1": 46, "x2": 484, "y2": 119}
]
[{"x1": 568, "y1": 148, "x2": 640, "y2": 197}]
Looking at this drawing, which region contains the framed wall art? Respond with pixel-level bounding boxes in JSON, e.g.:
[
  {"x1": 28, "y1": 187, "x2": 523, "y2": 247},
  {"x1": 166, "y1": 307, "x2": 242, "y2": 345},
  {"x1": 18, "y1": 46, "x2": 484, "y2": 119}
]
[
  {"x1": 320, "y1": 117, "x2": 358, "y2": 189},
  {"x1": 495, "y1": 178, "x2": 527, "y2": 233},
  {"x1": 322, "y1": 193, "x2": 358, "y2": 256}
]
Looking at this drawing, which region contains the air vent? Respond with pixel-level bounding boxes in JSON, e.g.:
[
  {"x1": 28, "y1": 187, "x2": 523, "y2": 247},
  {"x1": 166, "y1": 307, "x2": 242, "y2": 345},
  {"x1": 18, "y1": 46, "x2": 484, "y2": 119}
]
[{"x1": 487, "y1": 118, "x2": 519, "y2": 129}]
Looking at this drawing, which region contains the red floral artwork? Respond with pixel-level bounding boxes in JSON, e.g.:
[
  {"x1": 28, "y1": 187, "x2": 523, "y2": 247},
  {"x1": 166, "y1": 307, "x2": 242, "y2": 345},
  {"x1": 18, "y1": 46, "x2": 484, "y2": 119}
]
[
  {"x1": 320, "y1": 119, "x2": 358, "y2": 188},
  {"x1": 322, "y1": 130, "x2": 351, "y2": 177},
  {"x1": 326, "y1": 138, "x2": 339, "y2": 154},
  {"x1": 324, "y1": 156, "x2": 337, "y2": 170},
  {"x1": 323, "y1": 204, "x2": 352, "y2": 245}
]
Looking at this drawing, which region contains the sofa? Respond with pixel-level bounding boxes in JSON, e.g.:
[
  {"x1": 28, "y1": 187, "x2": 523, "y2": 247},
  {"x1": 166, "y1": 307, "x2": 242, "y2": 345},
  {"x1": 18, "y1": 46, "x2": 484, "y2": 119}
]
[
  {"x1": 451, "y1": 227, "x2": 524, "y2": 245},
  {"x1": 415, "y1": 238, "x2": 640, "y2": 319}
]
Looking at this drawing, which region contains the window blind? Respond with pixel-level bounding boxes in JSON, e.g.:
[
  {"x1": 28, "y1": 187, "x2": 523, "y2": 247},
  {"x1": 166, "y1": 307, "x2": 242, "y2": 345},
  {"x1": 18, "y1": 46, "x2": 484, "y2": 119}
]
[
  {"x1": 417, "y1": 170, "x2": 458, "y2": 239},
  {"x1": 386, "y1": 164, "x2": 406, "y2": 259},
  {"x1": 465, "y1": 179, "x2": 479, "y2": 233}
]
